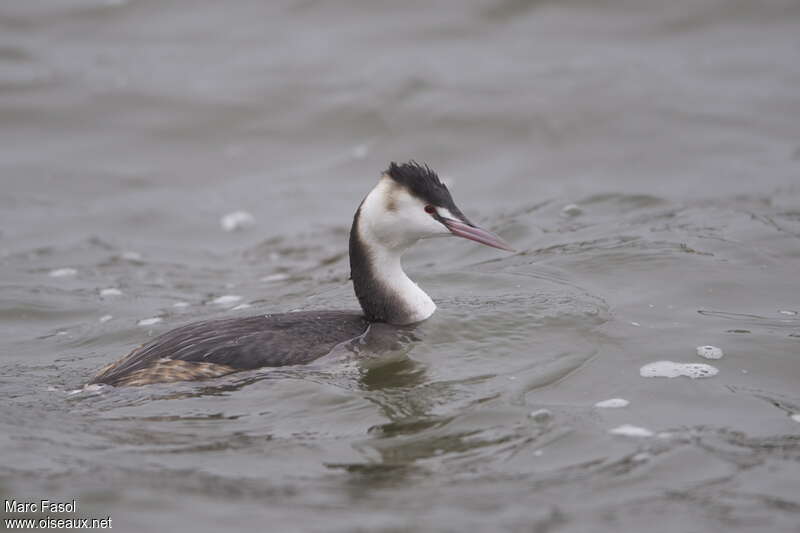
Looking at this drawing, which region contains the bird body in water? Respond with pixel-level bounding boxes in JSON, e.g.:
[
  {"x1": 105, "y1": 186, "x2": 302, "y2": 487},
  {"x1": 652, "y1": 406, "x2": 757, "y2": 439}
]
[{"x1": 89, "y1": 162, "x2": 514, "y2": 387}]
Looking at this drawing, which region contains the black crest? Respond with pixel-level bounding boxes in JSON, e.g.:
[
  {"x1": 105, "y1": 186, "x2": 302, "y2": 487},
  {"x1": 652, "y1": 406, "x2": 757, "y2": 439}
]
[{"x1": 384, "y1": 161, "x2": 467, "y2": 221}]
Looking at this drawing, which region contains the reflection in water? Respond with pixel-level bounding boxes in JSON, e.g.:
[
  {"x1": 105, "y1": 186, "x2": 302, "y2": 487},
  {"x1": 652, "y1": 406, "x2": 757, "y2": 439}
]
[{"x1": 360, "y1": 357, "x2": 428, "y2": 391}]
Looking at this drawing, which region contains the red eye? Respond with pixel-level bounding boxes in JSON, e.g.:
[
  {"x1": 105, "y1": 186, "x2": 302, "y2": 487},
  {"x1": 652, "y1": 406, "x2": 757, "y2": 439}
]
[{"x1": 424, "y1": 205, "x2": 436, "y2": 215}]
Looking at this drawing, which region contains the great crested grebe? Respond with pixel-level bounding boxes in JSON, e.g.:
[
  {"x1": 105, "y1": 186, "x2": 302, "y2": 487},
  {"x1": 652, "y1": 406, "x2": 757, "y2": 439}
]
[{"x1": 89, "y1": 162, "x2": 514, "y2": 387}]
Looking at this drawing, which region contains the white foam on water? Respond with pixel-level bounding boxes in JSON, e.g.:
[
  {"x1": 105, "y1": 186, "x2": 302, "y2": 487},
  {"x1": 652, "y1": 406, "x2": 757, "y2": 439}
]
[
  {"x1": 220, "y1": 210, "x2": 255, "y2": 232},
  {"x1": 49, "y1": 268, "x2": 77, "y2": 278},
  {"x1": 609, "y1": 424, "x2": 654, "y2": 438},
  {"x1": 212, "y1": 295, "x2": 242, "y2": 305},
  {"x1": 121, "y1": 251, "x2": 142, "y2": 261},
  {"x1": 528, "y1": 409, "x2": 552, "y2": 422},
  {"x1": 69, "y1": 383, "x2": 108, "y2": 396},
  {"x1": 100, "y1": 288, "x2": 123, "y2": 297},
  {"x1": 99, "y1": 315, "x2": 113, "y2": 323},
  {"x1": 696, "y1": 345, "x2": 723, "y2": 359},
  {"x1": 173, "y1": 301, "x2": 189, "y2": 308},
  {"x1": 595, "y1": 398, "x2": 629, "y2": 408},
  {"x1": 561, "y1": 204, "x2": 583, "y2": 217},
  {"x1": 778, "y1": 310, "x2": 797, "y2": 316},
  {"x1": 261, "y1": 273, "x2": 289, "y2": 282},
  {"x1": 137, "y1": 317, "x2": 162, "y2": 326},
  {"x1": 231, "y1": 303, "x2": 251, "y2": 311},
  {"x1": 791, "y1": 414, "x2": 800, "y2": 423},
  {"x1": 640, "y1": 361, "x2": 719, "y2": 379}
]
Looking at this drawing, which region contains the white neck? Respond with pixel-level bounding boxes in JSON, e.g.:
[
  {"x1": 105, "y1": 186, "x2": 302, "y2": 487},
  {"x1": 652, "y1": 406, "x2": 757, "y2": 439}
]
[
  {"x1": 360, "y1": 231, "x2": 436, "y2": 324},
  {"x1": 349, "y1": 179, "x2": 436, "y2": 325}
]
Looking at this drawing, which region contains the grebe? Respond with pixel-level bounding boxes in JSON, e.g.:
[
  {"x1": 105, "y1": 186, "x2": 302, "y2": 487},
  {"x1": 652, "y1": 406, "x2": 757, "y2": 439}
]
[{"x1": 89, "y1": 162, "x2": 514, "y2": 387}]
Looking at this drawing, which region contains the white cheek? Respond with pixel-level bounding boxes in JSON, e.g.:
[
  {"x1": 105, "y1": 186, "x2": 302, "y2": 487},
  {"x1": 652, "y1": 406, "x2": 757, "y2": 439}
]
[
  {"x1": 405, "y1": 206, "x2": 448, "y2": 236},
  {"x1": 394, "y1": 195, "x2": 448, "y2": 238},
  {"x1": 360, "y1": 180, "x2": 449, "y2": 249}
]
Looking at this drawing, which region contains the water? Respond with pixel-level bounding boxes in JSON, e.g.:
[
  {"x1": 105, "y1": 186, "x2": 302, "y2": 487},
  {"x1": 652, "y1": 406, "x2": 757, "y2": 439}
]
[{"x1": 2, "y1": 0, "x2": 799, "y2": 531}]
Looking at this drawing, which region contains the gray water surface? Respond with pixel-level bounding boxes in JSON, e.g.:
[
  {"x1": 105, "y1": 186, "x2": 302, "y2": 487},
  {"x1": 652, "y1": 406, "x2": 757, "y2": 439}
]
[{"x1": 2, "y1": 1, "x2": 800, "y2": 531}]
